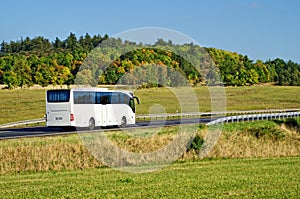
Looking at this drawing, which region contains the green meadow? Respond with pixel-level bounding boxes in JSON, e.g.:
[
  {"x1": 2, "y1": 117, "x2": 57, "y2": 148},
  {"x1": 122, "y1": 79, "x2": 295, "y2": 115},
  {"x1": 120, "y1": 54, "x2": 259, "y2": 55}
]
[
  {"x1": 0, "y1": 157, "x2": 299, "y2": 198},
  {"x1": 0, "y1": 86, "x2": 299, "y2": 124}
]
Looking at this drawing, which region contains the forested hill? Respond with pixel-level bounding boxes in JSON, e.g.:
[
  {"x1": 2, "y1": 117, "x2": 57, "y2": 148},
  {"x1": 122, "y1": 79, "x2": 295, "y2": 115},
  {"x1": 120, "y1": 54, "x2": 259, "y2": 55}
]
[{"x1": 0, "y1": 33, "x2": 299, "y2": 89}]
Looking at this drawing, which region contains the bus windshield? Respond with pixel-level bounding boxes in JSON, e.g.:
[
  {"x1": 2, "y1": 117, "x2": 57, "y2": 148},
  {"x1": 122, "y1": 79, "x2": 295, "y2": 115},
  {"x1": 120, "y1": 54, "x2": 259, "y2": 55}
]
[{"x1": 47, "y1": 90, "x2": 70, "y2": 103}]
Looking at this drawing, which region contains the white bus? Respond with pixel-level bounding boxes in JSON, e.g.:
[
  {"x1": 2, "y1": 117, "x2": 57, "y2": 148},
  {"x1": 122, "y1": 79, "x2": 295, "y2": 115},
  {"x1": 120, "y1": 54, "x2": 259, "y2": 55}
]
[{"x1": 45, "y1": 88, "x2": 140, "y2": 129}]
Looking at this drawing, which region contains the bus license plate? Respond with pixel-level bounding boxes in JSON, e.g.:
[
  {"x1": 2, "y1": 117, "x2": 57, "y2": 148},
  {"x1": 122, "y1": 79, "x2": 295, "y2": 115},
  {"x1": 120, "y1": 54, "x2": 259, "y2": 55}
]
[{"x1": 55, "y1": 117, "x2": 63, "y2": 121}]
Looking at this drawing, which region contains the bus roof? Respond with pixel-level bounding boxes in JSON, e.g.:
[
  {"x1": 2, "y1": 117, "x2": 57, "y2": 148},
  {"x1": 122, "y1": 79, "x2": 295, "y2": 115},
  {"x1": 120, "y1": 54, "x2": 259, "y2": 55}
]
[
  {"x1": 47, "y1": 88, "x2": 133, "y2": 97},
  {"x1": 71, "y1": 88, "x2": 133, "y2": 97},
  {"x1": 71, "y1": 87, "x2": 109, "y2": 92}
]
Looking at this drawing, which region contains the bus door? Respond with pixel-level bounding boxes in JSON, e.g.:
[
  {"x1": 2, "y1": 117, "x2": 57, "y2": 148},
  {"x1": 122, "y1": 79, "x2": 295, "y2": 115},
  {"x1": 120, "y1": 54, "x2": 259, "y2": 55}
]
[
  {"x1": 96, "y1": 92, "x2": 110, "y2": 127},
  {"x1": 100, "y1": 104, "x2": 107, "y2": 126}
]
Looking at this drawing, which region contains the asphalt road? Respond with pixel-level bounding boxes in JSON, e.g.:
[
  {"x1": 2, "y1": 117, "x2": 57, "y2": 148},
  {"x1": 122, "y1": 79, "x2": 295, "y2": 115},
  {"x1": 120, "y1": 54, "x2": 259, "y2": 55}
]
[{"x1": 0, "y1": 117, "x2": 212, "y2": 140}]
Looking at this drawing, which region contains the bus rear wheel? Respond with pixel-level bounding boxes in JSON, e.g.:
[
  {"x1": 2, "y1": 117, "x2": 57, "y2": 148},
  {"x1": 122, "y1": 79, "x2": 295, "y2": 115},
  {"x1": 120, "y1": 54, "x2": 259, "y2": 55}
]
[
  {"x1": 120, "y1": 117, "x2": 127, "y2": 128},
  {"x1": 89, "y1": 118, "x2": 95, "y2": 130}
]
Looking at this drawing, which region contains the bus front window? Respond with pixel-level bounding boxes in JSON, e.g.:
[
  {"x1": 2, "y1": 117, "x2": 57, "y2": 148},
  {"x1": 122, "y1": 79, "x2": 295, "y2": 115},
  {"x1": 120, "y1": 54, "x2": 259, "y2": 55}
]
[{"x1": 129, "y1": 98, "x2": 135, "y2": 113}]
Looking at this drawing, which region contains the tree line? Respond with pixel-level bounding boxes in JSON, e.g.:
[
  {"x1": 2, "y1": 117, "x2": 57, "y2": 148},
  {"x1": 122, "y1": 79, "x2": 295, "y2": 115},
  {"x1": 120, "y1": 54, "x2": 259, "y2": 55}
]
[
  {"x1": 0, "y1": 33, "x2": 299, "y2": 89},
  {"x1": 0, "y1": 33, "x2": 108, "y2": 55},
  {"x1": 207, "y1": 48, "x2": 300, "y2": 86}
]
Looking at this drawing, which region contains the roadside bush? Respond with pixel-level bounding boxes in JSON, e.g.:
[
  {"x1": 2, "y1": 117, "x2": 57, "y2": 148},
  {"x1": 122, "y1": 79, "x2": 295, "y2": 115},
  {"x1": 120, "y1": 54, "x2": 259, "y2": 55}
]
[
  {"x1": 284, "y1": 118, "x2": 300, "y2": 132},
  {"x1": 246, "y1": 126, "x2": 285, "y2": 141},
  {"x1": 187, "y1": 134, "x2": 204, "y2": 153}
]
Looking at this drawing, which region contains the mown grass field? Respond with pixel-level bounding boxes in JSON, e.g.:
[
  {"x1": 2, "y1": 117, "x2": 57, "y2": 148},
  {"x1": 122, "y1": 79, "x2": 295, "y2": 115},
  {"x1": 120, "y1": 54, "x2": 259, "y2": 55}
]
[
  {"x1": 0, "y1": 157, "x2": 299, "y2": 198},
  {"x1": 0, "y1": 86, "x2": 300, "y2": 124}
]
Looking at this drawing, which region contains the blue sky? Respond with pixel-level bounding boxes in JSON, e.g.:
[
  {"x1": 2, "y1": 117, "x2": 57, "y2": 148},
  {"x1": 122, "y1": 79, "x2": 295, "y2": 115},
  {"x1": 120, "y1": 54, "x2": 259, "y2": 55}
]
[{"x1": 1, "y1": 0, "x2": 299, "y2": 62}]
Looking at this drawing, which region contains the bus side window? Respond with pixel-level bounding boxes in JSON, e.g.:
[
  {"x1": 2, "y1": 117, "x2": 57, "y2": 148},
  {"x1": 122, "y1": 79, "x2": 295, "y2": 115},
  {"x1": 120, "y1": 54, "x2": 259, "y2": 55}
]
[
  {"x1": 74, "y1": 92, "x2": 95, "y2": 104},
  {"x1": 119, "y1": 93, "x2": 124, "y2": 104},
  {"x1": 111, "y1": 92, "x2": 120, "y2": 104},
  {"x1": 101, "y1": 95, "x2": 107, "y2": 104},
  {"x1": 120, "y1": 93, "x2": 129, "y2": 105},
  {"x1": 95, "y1": 92, "x2": 101, "y2": 104},
  {"x1": 96, "y1": 92, "x2": 112, "y2": 105},
  {"x1": 84, "y1": 92, "x2": 95, "y2": 104}
]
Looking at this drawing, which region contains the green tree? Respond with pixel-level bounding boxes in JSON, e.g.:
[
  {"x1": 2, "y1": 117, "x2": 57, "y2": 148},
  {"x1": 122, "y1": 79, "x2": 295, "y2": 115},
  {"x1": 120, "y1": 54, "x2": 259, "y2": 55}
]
[
  {"x1": 3, "y1": 71, "x2": 20, "y2": 89},
  {"x1": 31, "y1": 36, "x2": 51, "y2": 52},
  {"x1": 65, "y1": 33, "x2": 79, "y2": 51},
  {"x1": 15, "y1": 57, "x2": 32, "y2": 87},
  {"x1": 75, "y1": 69, "x2": 97, "y2": 86},
  {"x1": 53, "y1": 37, "x2": 64, "y2": 49},
  {"x1": 56, "y1": 66, "x2": 72, "y2": 87}
]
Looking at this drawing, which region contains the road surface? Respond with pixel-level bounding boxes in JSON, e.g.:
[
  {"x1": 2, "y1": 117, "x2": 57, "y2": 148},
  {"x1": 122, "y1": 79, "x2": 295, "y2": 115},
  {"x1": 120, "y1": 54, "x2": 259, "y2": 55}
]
[{"x1": 0, "y1": 117, "x2": 212, "y2": 140}]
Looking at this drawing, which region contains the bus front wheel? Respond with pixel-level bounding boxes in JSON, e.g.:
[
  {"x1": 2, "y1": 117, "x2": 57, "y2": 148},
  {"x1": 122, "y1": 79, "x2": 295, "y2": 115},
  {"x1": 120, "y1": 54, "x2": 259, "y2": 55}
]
[
  {"x1": 89, "y1": 118, "x2": 95, "y2": 130},
  {"x1": 120, "y1": 117, "x2": 127, "y2": 128}
]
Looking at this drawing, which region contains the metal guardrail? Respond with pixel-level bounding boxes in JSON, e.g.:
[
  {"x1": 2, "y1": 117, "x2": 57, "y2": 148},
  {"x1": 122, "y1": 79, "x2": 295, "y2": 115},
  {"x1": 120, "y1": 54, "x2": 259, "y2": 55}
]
[
  {"x1": 0, "y1": 109, "x2": 299, "y2": 129},
  {"x1": 0, "y1": 118, "x2": 45, "y2": 129},
  {"x1": 136, "y1": 109, "x2": 300, "y2": 120},
  {"x1": 206, "y1": 112, "x2": 300, "y2": 126}
]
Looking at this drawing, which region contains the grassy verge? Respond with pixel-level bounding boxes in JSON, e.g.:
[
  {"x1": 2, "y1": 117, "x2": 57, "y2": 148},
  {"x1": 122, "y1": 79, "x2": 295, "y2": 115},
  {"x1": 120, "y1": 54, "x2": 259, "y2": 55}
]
[
  {"x1": 0, "y1": 86, "x2": 300, "y2": 124},
  {"x1": 208, "y1": 120, "x2": 300, "y2": 158},
  {"x1": 0, "y1": 134, "x2": 100, "y2": 174},
  {"x1": 1, "y1": 119, "x2": 299, "y2": 174},
  {"x1": 0, "y1": 157, "x2": 299, "y2": 198}
]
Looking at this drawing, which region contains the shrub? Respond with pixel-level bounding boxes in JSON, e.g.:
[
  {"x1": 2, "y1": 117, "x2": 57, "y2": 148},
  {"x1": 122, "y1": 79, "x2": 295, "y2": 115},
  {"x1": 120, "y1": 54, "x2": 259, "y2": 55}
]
[
  {"x1": 246, "y1": 126, "x2": 285, "y2": 141},
  {"x1": 284, "y1": 118, "x2": 300, "y2": 132},
  {"x1": 187, "y1": 134, "x2": 204, "y2": 152}
]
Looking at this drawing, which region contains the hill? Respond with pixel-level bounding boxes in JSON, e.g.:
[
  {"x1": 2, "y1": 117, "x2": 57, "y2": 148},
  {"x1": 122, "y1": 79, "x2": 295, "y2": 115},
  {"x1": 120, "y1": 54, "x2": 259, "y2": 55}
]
[{"x1": 0, "y1": 33, "x2": 299, "y2": 88}]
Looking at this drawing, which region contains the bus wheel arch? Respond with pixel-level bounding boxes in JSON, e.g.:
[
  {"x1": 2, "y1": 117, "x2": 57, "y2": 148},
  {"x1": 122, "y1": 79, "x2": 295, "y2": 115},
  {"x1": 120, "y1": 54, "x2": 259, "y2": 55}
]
[
  {"x1": 89, "y1": 117, "x2": 95, "y2": 130},
  {"x1": 120, "y1": 116, "x2": 127, "y2": 128}
]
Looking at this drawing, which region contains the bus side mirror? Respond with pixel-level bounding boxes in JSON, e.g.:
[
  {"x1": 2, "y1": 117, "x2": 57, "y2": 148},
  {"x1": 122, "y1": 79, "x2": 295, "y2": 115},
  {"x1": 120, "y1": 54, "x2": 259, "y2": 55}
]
[{"x1": 133, "y1": 96, "x2": 140, "y2": 104}]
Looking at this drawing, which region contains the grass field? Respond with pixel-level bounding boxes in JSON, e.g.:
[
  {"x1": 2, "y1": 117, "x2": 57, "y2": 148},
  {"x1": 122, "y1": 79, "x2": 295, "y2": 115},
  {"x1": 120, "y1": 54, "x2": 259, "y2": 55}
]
[
  {"x1": 0, "y1": 157, "x2": 299, "y2": 198},
  {"x1": 0, "y1": 86, "x2": 300, "y2": 124},
  {"x1": 0, "y1": 85, "x2": 299, "y2": 197},
  {"x1": 0, "y1": 105, "x2": 300, "y2": 197}
]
